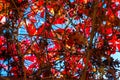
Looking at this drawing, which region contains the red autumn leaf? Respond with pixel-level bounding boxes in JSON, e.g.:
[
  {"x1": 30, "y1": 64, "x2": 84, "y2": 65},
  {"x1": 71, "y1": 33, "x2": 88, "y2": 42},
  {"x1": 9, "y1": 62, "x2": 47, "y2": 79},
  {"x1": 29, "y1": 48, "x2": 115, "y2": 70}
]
[
  {"x1": 112, "y1": 0, "x2": 120, "y2": 2},
  {"x1": 53, "y1": 17, "x2": 66, "y2": 24},
  {"x1": 0, "y1": 57, "x2": 4, "y2": 60},
  {"x1": 51, "y1": 68, "x2": 57, "y2": 74},
  {"x1": 37, "y1": 22, "x2": 50, "y2": 36},
  {"x1": 41, "y1": 30, "x2": 54, "y2": 38},
  {"x1": 11, "y1": 67, "x2": 18, "y2": 71},
  {"x1": 77, "y1": 63, "x2": 83, "y2": 69},
  {"x1": 0, "y1": 3, "x2": 3, "y2": 11},
  {"x1": 69, "y1": 9, "x2": 75, "y2": 17},
  {"x1": 62, "y1": 69, "x2": 67, "y2": 74},
  {"x1": 74, "y1": 16, "x2": 80, "y2": 20},
  {"x1": 10, "y1": 67, "x2": 19, "y2": 76},
  {"x1": 26, "y1": 23, "x2": 37, "y2": 36},
  {"x1": 18, "y1": 0, "x2": 22, "y2": 3},
  {"x1": 108, "y1": 35, "x2": 117, "y2": 43},
  {"x1": 106, "y1": 8, "x2": 114, "y2": 19},
  {"x1": 28, "y1": 63, "x2": 38, "y2": 70},
  {"x1": 55, "y1": 28, "x2": 64, "y2": 34},
  {"x1": 99, "y1": 27, "x2": 113, "y2": 35},
  {"x1": 48, "y1": 31, "x2": 54, "y2": 38},
  {"x1": 37, "y1": 24, "x2": 45, "y2": 35},
  {"x1": 20, "y1": 40, "x2": 30, "y2": 54},
  {"x1": 29, "y1": 18, "x2": 37, "y2": 23},
  {"x1": 24, "y1": 55, "x2": 37, "y2": 62},
  {"x1": 85, "y1": 26, "x2": 90, "y2": 37},
  {"x1": 0, "y1": 36, "x2": 5, "y2": 46},
  {"x1": 31, "y1": 0, "x2": 36, "y2": 2},
  {"x1": 7, "y1": 43, "x2": 17, "y2": 55},
  {"x1": 40, "y1": 11, "x2": 44, "y2": 18},
  {"x1": 21, "y1": 39, "x2": 30, "y2": 45},
  {"x1": 107, "y1": 50, "x2": 111, "y2": 55},
  {"x1": 13, "y1": 56, "x2": 19, "y2": 62},
  {"x1": 77, "y1": 0, "x2": 89, "y2": 3},
  {"x1": 83, "y1": 58, "x2": 92, "y2": 67},
  {"x1": 54, "y1": 41, "x2": 62, "y2": 50},
  {"x1": 28, "y1": 12, "x2": 35, "y2": 18},
  {"x1": 105, "y1": 28, "x2": 113, "y2": 35},
  {"x1": 37, "y1": 0, "x2": 44, "y2": 6},
  {"x1": 31, "y1": 43, "x2": 40, "y2": 53}
]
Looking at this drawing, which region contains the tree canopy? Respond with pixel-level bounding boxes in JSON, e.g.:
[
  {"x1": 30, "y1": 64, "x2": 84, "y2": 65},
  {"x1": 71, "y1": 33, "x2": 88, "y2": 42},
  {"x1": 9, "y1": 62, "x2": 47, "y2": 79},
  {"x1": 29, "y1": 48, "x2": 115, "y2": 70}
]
[{"x1": 0, "y1": 0, "x2": 120, "y2": 80}]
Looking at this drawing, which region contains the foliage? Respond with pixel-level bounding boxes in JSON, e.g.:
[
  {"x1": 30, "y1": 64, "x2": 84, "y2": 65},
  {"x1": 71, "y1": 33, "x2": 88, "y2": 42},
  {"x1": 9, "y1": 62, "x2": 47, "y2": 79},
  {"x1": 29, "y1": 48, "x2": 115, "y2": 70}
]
[{"x1": 0, "y1": 0, "x2": 120, "y2": 80}]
